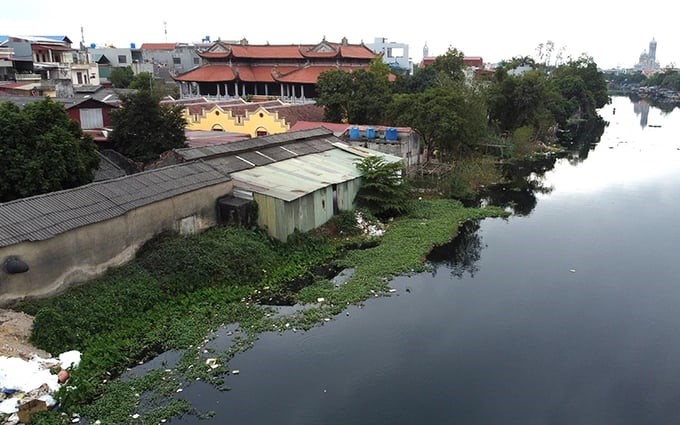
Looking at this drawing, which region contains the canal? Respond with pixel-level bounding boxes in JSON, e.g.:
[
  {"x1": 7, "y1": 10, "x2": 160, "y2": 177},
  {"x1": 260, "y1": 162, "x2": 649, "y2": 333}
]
[{"x1": 174, "y1": 96, "x2": 680, "y2": 425}]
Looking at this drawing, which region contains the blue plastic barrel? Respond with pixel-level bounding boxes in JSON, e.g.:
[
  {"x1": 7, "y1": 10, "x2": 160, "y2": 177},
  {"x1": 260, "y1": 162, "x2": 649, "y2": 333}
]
[
  {"x1": 349, "y1": 127, "x2": 360, "y2": 140},
  {"x1": 386, "y1": 127, "x2": 398, "y2": 141},
  {"x1": 365, "y1": 127, "x2": 375, "y2": 139}
]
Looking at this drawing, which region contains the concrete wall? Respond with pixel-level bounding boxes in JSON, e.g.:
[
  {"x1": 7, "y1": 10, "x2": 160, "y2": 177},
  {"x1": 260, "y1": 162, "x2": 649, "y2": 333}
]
[{"x1": 0, "y1": 181, "x2": 232, "y2": 305}]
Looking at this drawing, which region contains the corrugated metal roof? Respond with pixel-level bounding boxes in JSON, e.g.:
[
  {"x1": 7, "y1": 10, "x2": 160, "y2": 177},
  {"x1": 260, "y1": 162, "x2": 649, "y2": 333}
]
[
  {"x1": 175, "y1": 127, "x2": 334, "y2": 161},
  {"x1": 0, "y1": 162, "x2": 230, "y2": 247},
  {"x1": 230, "y1": 149, "x2": 364, "y2": 202},
  {"x1": 332, "y1": 142, "x2": 403, "y2": 164}
]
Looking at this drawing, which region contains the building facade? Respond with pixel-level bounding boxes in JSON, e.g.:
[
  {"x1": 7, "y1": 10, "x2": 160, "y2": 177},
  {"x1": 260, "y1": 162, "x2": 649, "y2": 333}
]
[
  {"x1": 366, "y1": 37, "x2": 411, "y2": 73},
  {"x1": 173, "y1": 38, "x2": 377, "y2": 101}
]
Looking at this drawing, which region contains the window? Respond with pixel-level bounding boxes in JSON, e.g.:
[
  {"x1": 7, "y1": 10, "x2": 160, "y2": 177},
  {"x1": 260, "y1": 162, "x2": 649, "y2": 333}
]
[
  {"x1": 118, "y1": 55, "x2": 127, "y2": 64},
  {"x1": 173, "y1": 57, "x2": 181, "y2": 65},
  {"x1": 193, "y1": 57, "x2": 200, "y2": 65}
]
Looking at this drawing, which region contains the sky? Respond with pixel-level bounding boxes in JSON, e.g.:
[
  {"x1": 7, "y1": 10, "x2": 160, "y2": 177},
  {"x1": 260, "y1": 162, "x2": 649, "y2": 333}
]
[{"x1": 2, "y1": 0, "x2": 678, "y2": 70}]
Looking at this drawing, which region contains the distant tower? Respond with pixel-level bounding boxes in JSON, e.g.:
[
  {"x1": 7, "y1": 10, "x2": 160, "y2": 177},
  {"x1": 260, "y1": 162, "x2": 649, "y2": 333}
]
[
  {"x1": 164, "y1": 21, "x2": 168, "y2": 41},
  {"x1": 423, "y1": 42, "x2": 429, "y2": 58},
  {"x1": 649, "y1": 37, "x2": 657, "y2": 61}
]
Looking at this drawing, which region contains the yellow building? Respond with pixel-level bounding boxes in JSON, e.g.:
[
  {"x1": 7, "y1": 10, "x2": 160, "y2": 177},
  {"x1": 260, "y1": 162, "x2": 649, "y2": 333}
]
[
  {"x1": 183, "y1": 100, "x2": 283, "y2": 137},
  {"x1": 180, "y1": 99, "x2": 325, "y2": 137}
]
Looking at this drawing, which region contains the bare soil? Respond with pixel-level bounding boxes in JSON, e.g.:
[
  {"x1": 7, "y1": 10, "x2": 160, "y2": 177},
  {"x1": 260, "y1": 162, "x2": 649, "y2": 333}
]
[{"x1": 0, "y1": 309, "x2": 49, "y2": 359}]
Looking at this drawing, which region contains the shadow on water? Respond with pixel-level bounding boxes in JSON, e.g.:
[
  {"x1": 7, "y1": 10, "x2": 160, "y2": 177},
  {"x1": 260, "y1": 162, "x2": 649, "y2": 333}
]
[
  {"x1": 477, "y1": 116, "x2": 607, "y2": 216},
  {"x1": 557, "y1": 116, "x2": 607, "y2": 163},
  {"x1": 426, "y1": 221, "x2": 485, "y2": 278}
]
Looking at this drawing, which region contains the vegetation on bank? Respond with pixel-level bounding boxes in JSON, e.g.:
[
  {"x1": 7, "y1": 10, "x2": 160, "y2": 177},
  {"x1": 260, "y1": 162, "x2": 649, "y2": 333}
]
[
  {"x1": 316, "y1": 47, "x2": 608, "y2": 165},
  {"x1": 14, "y1": 198, "x2": 506, "y2": 424}
]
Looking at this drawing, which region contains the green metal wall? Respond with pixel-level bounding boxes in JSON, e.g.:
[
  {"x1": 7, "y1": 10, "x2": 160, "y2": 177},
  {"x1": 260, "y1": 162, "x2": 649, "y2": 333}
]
[{"x1": 254, "y1": 183, "x2": 350, "y2": 241}]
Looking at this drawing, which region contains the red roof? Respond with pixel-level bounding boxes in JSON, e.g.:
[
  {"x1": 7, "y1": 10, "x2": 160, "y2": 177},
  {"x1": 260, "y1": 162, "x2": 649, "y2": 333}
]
[
  {"x1": 140, "y1": 43, "x2": 177, "y2": 51},
  {"x1": 339, "y1": 45, "x2": 376, "y2": 59},
  {"x1": 197, "y1": 41, "x2": 377, "y2": 61},
  {"x1": 275, "y1": 66, "x2": 365, "y2": 84},
  {"x1": 31, "y1": 44, "x2": 73, "y2": 51},
  {"x1": 174, "y1": 65, "x2": 236, "y2": 82},
  {"x1": 175, "y1": 63, "x2": 371, "y2": 85},
  {"x1": 463, "y1": 56, "x2": 484, "y2": 67},
  {"x1": 290, "y1": 121, "x2": 412, "y2": 134}
]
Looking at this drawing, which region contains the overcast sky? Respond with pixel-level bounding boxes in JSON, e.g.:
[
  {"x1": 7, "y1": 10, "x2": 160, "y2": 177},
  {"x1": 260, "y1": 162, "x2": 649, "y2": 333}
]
[{"x1": 3, "y1": 0, "x2": 678, "y2": 70}]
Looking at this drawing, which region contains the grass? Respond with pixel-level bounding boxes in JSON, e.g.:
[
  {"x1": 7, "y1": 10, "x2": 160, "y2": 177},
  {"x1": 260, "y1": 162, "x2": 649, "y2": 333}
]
[{"x1": 14, "y1": 199, "x2": 507, "y2": 424}]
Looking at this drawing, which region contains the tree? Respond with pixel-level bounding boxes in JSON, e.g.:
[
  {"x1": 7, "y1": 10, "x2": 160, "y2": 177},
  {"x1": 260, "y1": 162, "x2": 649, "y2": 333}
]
[
  {"x1": 550, "y1": 57, "x2": 609, "y2": 119},
  {"x1": 388, "y1": 85, "x2": 487, "y2": 158},
  {"x1": 316, "y1": 68, "x2": 391, "y2": 124},
  {"x1": 0, "y1": 98, "x2": 99, "y2": 202},
  {"x1": 129, "y1": 72, "x2": 179, "y2": 98},
  {"x1": 393, "y1": 66, "x2": 439, "y2": 94},
  {"x1": 431, "y1": 47, "x2": 466, "y2": 83},
  {"x1": 354, "y1": 156, "x2": 409, "y2": 219},
  {"x1": 487, "y1": 69, "x2": 555, "y2": 136},
  {"x1": 108, "y1": 89, "x2": 187, "y2": 163},
  {"x1": 108, "y1": 66, "x2": 134, "y2": 88}
]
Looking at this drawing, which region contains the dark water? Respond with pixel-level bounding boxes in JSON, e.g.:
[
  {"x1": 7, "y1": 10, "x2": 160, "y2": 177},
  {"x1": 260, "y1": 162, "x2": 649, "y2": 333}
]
[{"x1": 174, "y1": 97, "x2": 680, "y2": 425}]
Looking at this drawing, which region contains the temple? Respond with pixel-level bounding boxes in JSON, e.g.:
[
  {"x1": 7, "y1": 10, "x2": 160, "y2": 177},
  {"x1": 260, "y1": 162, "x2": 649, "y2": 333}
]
[{"x1": 173, "y1": 38, "x2": 377, "y2": 101}]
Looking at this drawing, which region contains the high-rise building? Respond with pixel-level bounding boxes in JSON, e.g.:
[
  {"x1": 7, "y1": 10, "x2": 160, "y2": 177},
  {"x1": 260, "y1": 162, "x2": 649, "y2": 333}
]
[{"x1": 635, "y1": 38, "x2": 659, "y2": 73}]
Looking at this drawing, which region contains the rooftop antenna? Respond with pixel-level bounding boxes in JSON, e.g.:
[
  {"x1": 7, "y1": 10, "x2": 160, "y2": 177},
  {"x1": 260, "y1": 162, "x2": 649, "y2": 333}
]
[
  {"x1": 80, "y1": 26, "x2": 85, "y2": 45},
  {"x1": 164, "y1": 21, "x2": 167, "y2": 41}
]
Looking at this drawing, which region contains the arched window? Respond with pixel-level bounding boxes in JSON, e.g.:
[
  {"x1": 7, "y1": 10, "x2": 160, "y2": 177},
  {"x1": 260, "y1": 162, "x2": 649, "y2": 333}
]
[
  {"x1": 255, "y1": 126, "x2": 268, "y2": 137},
  {"x1": 211, "y1": 124, "x2": 224, "y2": 132}
]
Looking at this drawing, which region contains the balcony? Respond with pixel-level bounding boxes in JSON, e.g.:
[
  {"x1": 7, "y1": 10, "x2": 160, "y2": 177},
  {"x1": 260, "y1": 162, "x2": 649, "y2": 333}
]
[{"x1": 15, "y1": 73, "x2": 41, "y2": 81}]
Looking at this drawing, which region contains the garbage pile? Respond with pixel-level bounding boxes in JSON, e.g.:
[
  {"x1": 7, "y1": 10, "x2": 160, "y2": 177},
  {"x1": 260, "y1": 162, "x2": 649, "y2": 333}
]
[
  {"x1": 355, "y1": 211, "x2": 385, "y2": 237},
  {"x1": 0, "y1": 350, "x2": 80, "y2": 424}
]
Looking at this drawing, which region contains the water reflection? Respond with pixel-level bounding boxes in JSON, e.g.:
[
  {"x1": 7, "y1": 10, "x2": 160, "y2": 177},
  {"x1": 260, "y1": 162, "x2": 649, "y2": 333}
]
[
  {"x1": 426, "y1": 221, "x2": 485, "y2": 278},
  {"x1": 483, "y1": 155, "x2": 556, "y2": 216},
  {"x1": 633, "y1": 99, "x2": 650, "y2": 128},
  {"x1": 558, "y1": 116, "x2": 607, "y2": 163}
]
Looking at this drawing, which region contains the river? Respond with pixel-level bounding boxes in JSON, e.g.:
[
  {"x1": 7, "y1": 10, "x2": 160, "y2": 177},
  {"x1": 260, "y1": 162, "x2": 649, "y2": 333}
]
[{"x1": 173, "y1": 96, "x2": 680, "y2": 425}]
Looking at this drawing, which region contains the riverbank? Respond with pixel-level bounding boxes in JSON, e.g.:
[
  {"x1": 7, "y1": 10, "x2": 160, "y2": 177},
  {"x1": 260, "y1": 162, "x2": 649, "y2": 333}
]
[{"x1": 8, "y1": 198, "x2": 506, "y2": 424}]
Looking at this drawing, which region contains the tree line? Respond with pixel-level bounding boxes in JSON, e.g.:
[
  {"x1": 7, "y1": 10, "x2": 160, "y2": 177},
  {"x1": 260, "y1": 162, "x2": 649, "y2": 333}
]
[{"x1": 315, "y1": 49, "x2": 609, "y2": 160}]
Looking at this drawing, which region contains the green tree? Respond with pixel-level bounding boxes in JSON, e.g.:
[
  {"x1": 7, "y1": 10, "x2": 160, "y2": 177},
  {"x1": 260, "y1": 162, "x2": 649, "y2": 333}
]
[
  {"x1": 316, "y1": 70, "x2": 353, "y2": 122},
  {"x1": 354, "y1": 156, "x2": 409, "y2": 219},
  {"x1": 393, "y1": 66, "x2": 439, "y2": 94},
  {"x1": 129, "y1": 72, "x2": 179, "y2": 97},
  {"x1": 108, "y1": 66, "x2": 134, "y2": 88},
  {"x1": 487, "y1": 69, "x2": 555, "y2": 136},
  {"x1": 316, "y1": 68, "x2": 391, "y2": 124},
  {"x1": 388, "y1": 85, "x2": 487, "y2": 158},
  {"x1": 0, "y1": 99, "x2": 99, "y2": 202},
  {"x1": 108, "y1": 90, "x2": 187, "y2": 163},
  {"x1": 430, "y1": 47, "x2": 466, "y2": 83},
  {"x1": 551, "y1": 56, "x2": 609, "y2": 119}
]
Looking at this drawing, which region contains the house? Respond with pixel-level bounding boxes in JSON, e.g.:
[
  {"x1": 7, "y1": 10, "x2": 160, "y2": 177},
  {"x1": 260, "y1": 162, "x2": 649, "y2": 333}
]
[
  {"x1": 173, "y1": 38, "x2": 377, "y2": 101},
  {"x1": 65, "y1": 97, "x2": 116, "y2": 129},
  {"x1": 0, "y1": 95, "x2": 116, "y2": 136},
  {"x1": 0, "y1": 162, "x2": 232, "y2": 305},
  {"x1": 141, "y1": 42, "x2": 206, "y2": 81},
  {"x1": 0, "y1": 35, "x2": 100, "y2": 96},
  {"x1": 89, "y1": 44, "x2": 151, "y2": 81},
  {"x1": 366, "y1": 37, "x2": 411, "y2": 73},
  {"x1": 290, "y1": 121, "x2": 423, "y2": 169}
]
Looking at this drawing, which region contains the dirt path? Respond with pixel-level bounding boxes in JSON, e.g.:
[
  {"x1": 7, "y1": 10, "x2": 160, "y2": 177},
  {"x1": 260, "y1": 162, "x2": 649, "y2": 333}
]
[{"x1": 0, "y1": 309, "x2": 49, "y2": 359}]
